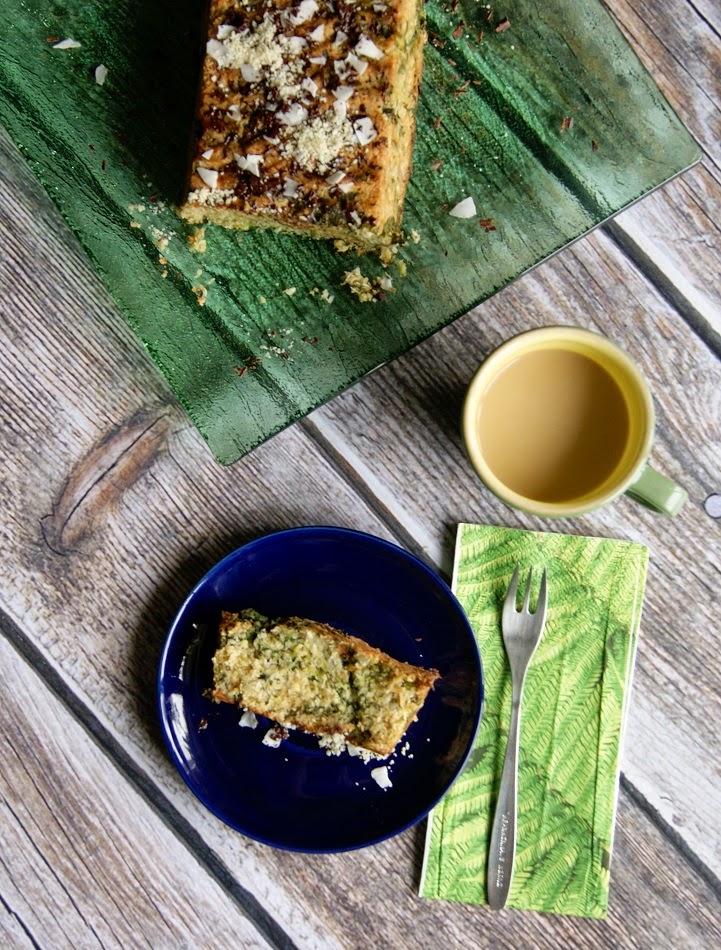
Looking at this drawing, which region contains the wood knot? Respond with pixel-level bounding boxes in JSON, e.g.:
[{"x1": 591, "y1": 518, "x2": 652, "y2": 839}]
[{"x1": 42, "y1": 409, "x2": 173, "y2": 554}]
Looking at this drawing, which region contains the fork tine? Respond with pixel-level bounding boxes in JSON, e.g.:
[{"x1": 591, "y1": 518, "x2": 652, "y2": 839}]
[
  {"x1": 535, "y1": 568, "x2": 549, "y2": 627},
  {"x1": 522, "y1": 569, "x2": 533, "y2": 613},
  {"x1": 503, "y1": 564, "x2": 521, "y2": 620}
]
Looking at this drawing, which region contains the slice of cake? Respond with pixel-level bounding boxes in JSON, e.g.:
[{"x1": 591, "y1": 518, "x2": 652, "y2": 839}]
[
  {"x1": 179, "y1": 0, "x2": 426, "y2": 251},
  {"x1": 211, "y1": 608, "x2": 439, "y2": 755}
]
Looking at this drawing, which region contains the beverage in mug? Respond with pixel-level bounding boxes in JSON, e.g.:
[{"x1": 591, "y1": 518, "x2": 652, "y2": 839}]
[{"x1": 462, "y1": 327, "x2": 687, "y2": 517}]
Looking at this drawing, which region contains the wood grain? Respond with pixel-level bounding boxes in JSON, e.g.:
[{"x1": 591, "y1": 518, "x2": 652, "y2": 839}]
[
  {"x1": 602, "y1": 0, "x2": 721, "y2": 336},
  {"x1": 0, "y1": 634, "x2": 270, "y2": 949}
]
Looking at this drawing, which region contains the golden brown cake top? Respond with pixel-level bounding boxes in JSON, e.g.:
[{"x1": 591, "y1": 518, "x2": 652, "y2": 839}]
[{"x1": 185, "y1": 0, "x2": 424, "y2": 241}]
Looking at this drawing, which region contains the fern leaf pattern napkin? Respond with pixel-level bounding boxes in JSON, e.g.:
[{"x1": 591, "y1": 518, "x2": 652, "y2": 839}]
[{"x1": 420, "y1": 523, "x2": 648, "y2": 918}]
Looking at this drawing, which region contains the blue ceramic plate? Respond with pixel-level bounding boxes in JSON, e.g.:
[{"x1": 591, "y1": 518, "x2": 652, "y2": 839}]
[{"x1": 157, "y1": 526, "x2": 483, "y2": 852}]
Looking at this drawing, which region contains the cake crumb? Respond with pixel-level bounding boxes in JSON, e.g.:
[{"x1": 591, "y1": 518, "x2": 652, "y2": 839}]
[
  {"x1": 318, "y1": 733, "x2": 387, "y2": 762},
  {"x1": 189, "y1": 226, "x2": 207, "y2": 253},
  {"x1": 379, "y1": 244, "x2": 399, "y2": 265},
  {"x1": 262, "y1": 725, "x2": 288, "y2": 748},
  {"x1": 342, "y1": 267, "x2": 375, "y2": 302}
]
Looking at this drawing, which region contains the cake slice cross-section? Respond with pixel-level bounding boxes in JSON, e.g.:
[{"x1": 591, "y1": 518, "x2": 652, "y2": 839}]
[{"x1": 211, "y1": 609, "x2": 440, "y2": 755}]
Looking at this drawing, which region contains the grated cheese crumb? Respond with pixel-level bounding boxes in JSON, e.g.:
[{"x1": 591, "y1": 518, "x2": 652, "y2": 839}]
[{"x1": 187, "y1": 187, "x2": 234, "y2": 208}]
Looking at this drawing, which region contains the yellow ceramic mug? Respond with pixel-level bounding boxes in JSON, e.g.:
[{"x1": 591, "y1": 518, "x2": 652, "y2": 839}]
[{"x1": 462, "y1": 327, "x2": 687, "y2": 518}]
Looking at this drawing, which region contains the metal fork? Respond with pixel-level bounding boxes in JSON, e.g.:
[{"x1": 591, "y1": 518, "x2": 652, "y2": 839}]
[{"x1": 487, "y1": 564, "x2": 548, "y2": 910}]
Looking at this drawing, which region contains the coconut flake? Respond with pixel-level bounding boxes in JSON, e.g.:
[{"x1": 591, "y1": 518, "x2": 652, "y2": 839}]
[
  {"x1": 197, "y1": 167, "x2": 219, "y2": 189},
  {"x1": 353, "y1": 116, "x2": 377, "y2": 145},
  {"x1": 333, "y1": 58, "x2": 350, "y2": 80},
  {"x1": 332, "y1": 85, "x2": 355, "y2": 103},
  {"x1": 371, "y1": 766, "x2": 393, "y2": 789},
  {"x1": 201, "y1": 148, "x2": 214, "y2": 159},
  {"x1": 240, "y1": 63, "x2": 261, "y2": 83},
  {"x1": 94, "y1": 64, "x2": 108, "y2": 86},
  {"x1": 235, "y1": 152, "x2": 264, "y2": 176},
  {"x1": 326, "y1": 169, "x2": 346, "y2": 185},
  {"x1": 239, "y1": 710, "x2": 258, "y2": 728},
  {"x1": 333, "y1": 30, "x2": 348, "y2": 46},
  {"x1": 283, "y1": 178, "x2": 300, "y2": 197},
  {"x1": 217, "y1": 24, "x2": 234, "y2": 40},
  {"x1": 263, "y1": 135, "x2": 280, "y2": 145},
  {"x1": 338, "y1": 181, "x2": 354, "y2": 193},
  {"x1": 309, "y1": 24, "x2": 325, "y2": 43},
  {"x1": 228, "y1": 103, "x2": 242, "y2": 120},
  {"x1": 449, "y1": 196, "x2": 477, "y2": 218},
  {"x1": 350, "y1": 210, "x2": 362, "y2": 225},
  {"x1": 332, "y1": 100, "x2": 348, "y2": 120},
  {"x1": 53, "y1": 38, "x2": 81, "y2": 49},
  {"x1": 345, "y1": 53, "x2": 368, "y2": 75},
  {"x1": 278, "y1": 103, "x2": 308, "y2": 126},
  {"x1": 293, "y1": 0, "x2": 318, "y2": 24},
  {"x1": 309, "y1": 54, "x2": 327, "y2": 65},
  {"x1": 302, "y1": 77, "x2": 318, "y2": 97},
  {"x1": 206, "y1": 38, "x2": 226, "y2": 63},
  {"x1": 355, "y1": 35, "x2": 384, "y2": 60}
]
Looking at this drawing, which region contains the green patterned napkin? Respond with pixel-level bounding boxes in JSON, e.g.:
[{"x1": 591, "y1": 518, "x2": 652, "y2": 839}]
[{"x1": 420, "y1": 523, "x2": 648, "y2": 918}]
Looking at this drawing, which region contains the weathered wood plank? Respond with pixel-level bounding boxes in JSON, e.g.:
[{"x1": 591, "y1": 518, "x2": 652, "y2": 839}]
[
  {"x1": 1, "y1": 135, "x2": 721, "y2": 949},
  {"x1": 308, "y1": 225, "x2": 721, "y2": 878},
  {"x1": 601, "y1": 0, "x2": 721, "y2": 335},
  {"x1": 0, "y1": 903, "x2": 35, "y2": 950},
  {"x1": 0, "y1": 634, "x2": 270, "y2": 950}
]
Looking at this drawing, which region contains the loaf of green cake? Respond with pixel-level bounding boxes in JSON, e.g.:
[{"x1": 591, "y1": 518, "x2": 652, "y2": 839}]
[{"x1": 179, "y1": 0, "x2": 426, "y2": 251}]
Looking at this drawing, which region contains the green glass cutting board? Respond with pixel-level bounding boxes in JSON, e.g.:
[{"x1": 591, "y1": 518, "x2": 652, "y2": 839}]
[{"x1": 0, "y1": 1, "x2": 700, "y2": 463}]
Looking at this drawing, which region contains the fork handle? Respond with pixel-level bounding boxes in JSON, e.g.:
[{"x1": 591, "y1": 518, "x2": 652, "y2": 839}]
[{"x1": 487, "y1": 690, "x2": 522, "y2": 910}]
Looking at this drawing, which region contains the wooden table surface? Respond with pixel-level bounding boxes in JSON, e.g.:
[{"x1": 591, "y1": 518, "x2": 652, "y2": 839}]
[{"x1": 2, "y1": 0, "x2": 720, "y2": 946}]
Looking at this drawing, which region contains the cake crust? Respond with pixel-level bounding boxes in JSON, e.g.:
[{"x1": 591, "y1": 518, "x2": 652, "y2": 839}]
[
  {"x1": 211, "y1": 608, "x2": 439, "y2": 755},
  {"x1": 179, "y1": 0, "x2": 426, "y2": 250}
]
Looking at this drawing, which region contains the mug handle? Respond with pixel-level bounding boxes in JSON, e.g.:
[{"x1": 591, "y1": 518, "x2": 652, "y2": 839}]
[{"x1": 625, "y1": 465, "x2": 688, "y2": 516}]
